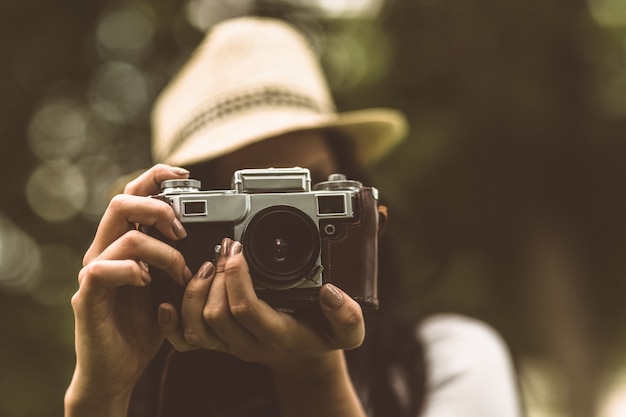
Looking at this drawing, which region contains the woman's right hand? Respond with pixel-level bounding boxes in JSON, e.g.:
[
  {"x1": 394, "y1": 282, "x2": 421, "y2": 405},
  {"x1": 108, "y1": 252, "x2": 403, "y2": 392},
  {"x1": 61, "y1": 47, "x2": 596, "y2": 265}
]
[{"x1": 65, "y1": 164, "x2": 193, "y2": 416}]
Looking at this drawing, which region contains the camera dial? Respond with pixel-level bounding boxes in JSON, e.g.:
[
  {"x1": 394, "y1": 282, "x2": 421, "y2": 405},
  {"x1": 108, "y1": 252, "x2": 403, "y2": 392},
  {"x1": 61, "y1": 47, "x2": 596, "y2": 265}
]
[
  {"x1": 160, "y1": 179, "x2": 201, "y2": 194},
  {"x1": 313, "y1": 173, "x2": 362, "y2": 192}
]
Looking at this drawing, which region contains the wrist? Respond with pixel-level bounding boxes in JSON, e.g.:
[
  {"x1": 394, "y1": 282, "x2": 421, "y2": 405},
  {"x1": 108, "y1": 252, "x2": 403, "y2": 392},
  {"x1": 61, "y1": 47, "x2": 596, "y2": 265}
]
[
  {"x1": 65, "y1": 392, "x2": 131, "y2": 417},
  {"x1": 65, "y1": 371, "x2": 133, "y2": 417},
  {"x1": 270, "y1": 350, "x2": 346, "y2": 379}
]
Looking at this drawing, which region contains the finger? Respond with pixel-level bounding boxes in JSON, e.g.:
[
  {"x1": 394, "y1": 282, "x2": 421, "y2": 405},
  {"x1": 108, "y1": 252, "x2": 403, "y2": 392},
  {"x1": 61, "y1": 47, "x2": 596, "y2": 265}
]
[
  {"x1": 202, "y1": 240, "x2": 258, "y2": 355},
  {"x1": 180, "y1": 262, "x2": 228, "y2": 352},
  {"x1": 158, "y1": 303, "x2": 198, "y2": 352},
  {"x1": 124, "y1": 164, "x2": 190, "y2": 196},
  {"x1": 85, "y1": 194, "x2": 187, "y2": 264},
  {"x1": 318, "y1": 284, "x2": 365, "y2": 350},
  {"x1": 97, "y1": 230, "x2": 192, "y2": 286},
  {"x1": 220, "y1": 240, "x2": 285, "y2": 337},
  {"x1": 75, "y1": 259, "x2": 149, "y2": 305}
]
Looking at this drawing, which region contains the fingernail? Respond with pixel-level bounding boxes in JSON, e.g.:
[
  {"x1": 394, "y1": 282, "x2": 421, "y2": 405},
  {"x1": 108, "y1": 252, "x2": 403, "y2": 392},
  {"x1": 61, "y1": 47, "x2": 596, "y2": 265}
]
[
  {"x1": 158, "y1": 307, "x2": 171, "y2": 325},
  {"x1": 230, "y1": 241, "x2": 243, "y2": 256},
  {"x1": 321, "y1": 284, "x2": 344, "y2": 308},
  {"x1": 220, "y1": 238, "x2": 232, "y2": 257},
  {"x1": 172, "y1": 218, "x2": 187, "y2": 239},
  {"x1": 171, "y1": 167, "x2": 190, "y2": 176},
  {"x1": 197, "y1": 261, "x2": 215, "y2": 280},
  {"x1": 141, "y1": 269, "x2": 151, "y2": 285}
]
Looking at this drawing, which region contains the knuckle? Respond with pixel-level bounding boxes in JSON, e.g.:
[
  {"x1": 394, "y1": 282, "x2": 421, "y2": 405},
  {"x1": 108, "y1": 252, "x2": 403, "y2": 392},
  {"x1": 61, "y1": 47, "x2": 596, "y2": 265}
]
[
  {"x1": 154, "y1": 199, "x2": 174, "y2": 219},
  {"x1": 77, "y1": 265, "x2": 88, "y2": 284},
  {"x1": 154, "y1": 163, "x2": 170, "y2": 172},
  {"x1": 202, "y1": 306, "x2": 223, "y2": 325},
  {"x1": 78, "y1": 262, "x2": 101, "y2": 285},
  {"x1": 183, "y1": 330, "x2": 200, "y2": 346},
  {"x1": 74, "y1": 264, "x2": 102, "y2": 302},
  {"x1": 78, "y1": 262, "x2": 114, "y2": 290},
  {"x1": 223, "y1": 260, "x2": 244, "y2": 278},
  {"x1": 165, "y1": 247, "x2": 185, "y2": 269},
  {"x1": 107, "y1": 194, "x2": 127, "y2": 212},
  {"x1": 229, "y1": 302, "x2": 254, "y2": 321},
  {"x1": 117, "y1": 230, "x2": 143, "y2": 252}
]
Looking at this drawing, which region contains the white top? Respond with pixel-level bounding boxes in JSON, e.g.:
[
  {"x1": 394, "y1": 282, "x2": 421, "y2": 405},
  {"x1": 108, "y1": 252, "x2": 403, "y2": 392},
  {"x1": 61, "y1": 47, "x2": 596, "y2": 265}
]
[{"x1": 417, "y1": 314, "x2": 522, "y2": 417}]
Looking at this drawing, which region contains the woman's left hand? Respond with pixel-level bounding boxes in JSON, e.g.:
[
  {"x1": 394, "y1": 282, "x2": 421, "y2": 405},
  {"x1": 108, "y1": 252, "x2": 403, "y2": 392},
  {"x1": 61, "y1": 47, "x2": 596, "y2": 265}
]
[{"x1": 157, "y1": 237, "x2": 365, "y2": 374}]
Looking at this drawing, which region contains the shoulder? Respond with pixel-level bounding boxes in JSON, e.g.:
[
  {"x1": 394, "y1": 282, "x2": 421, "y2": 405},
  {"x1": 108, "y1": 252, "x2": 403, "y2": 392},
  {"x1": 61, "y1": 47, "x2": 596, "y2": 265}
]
[
  {"x1": 415, "y1": 314, "x2": 522, "y2": 416},
  {"x1": 417, "y1": 313, "x2": 511, "y2": 363}
]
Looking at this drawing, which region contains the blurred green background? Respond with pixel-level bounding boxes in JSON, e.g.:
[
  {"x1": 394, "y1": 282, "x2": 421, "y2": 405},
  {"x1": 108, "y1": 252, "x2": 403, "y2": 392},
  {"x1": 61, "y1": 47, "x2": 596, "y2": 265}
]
[{"x1": 2, "y1": 0, "x2": 626, "y2": 416}]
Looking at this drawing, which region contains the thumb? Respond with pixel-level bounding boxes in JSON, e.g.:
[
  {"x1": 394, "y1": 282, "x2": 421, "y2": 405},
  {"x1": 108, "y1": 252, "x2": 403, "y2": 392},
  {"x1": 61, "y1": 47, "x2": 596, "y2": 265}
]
[
  {"x1": 318, "y1": 284, "x2": 365, "y2": 350},
  {"x1": 157, "y1": 303, "x2": 198, "y2": 352}
]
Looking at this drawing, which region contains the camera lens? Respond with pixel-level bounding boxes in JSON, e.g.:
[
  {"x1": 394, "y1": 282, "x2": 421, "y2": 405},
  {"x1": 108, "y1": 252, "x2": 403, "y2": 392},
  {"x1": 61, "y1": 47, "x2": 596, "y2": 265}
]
[
  {"x1": 243, "y1": 206, "x2": 320, "y2": 288},
  {"x1": 268, "y1": 237, "x2": 288, "y2": 263}
]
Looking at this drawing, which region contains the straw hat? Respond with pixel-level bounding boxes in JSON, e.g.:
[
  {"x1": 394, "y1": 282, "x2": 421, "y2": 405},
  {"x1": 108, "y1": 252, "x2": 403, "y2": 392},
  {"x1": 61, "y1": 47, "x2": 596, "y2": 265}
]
[{"x1": 152, "y1": 16, "x2": 408, "y2": 167}]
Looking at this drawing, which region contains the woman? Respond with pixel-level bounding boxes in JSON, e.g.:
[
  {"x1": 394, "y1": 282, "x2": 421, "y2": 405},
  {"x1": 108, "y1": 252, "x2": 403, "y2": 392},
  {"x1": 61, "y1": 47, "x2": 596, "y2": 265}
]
[{"x1": 65, "y1": 17, "x2": 522, "y2": 417}]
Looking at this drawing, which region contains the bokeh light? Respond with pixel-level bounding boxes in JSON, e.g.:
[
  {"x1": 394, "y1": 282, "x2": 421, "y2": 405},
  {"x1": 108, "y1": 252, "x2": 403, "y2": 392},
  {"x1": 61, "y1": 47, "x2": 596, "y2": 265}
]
[
  {"x1": 26, "y1": 161, "x2": 87, "y2": 222},
  {"x1": 76, "y1": 155, "x2": 122, "y2": 220},
  {"x1": 0, "y1": 213, "x2": 42, "y2": 294},
  {"x1": 27, "y1": 97, "x2": 88, "y2": 161},
  {"x1": 88, "y1": 61, "x2": 151, "y2": 124},
  {"x1": 96, "y1": 5, "x2": 156, "y2": 63},
  {"x1": 323, "y1": 23, "x2": 392, "y2": 91},
  {"x1": 185, "y1": 0, "x2": 252, "y2": 32}
]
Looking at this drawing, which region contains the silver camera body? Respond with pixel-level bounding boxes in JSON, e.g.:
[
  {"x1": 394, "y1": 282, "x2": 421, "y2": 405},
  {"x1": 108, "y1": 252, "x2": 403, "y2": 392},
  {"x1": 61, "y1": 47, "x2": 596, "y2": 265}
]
[{"x1": 148, "y1": 167, "x2": 381, "y2": 311}]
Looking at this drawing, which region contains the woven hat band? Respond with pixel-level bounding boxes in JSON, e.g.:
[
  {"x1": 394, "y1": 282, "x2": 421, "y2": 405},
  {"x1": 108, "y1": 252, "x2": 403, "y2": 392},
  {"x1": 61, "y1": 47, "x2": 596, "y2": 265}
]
[{"x1": 160, "y1": 86, "x2": 335, "y2": 162}]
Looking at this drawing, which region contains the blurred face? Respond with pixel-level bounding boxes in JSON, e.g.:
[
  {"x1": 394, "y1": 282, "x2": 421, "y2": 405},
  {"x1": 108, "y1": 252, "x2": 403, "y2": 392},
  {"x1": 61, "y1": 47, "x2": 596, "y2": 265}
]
[{"x1": 205, "y1": 130, "x2": 340, "y2": 188}]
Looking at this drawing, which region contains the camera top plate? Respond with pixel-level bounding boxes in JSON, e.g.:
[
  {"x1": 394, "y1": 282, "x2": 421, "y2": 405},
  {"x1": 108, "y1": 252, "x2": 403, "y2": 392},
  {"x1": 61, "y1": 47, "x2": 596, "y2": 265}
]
[{"x1": 233, "y1": 167, "x2": 311, "y2": 193}]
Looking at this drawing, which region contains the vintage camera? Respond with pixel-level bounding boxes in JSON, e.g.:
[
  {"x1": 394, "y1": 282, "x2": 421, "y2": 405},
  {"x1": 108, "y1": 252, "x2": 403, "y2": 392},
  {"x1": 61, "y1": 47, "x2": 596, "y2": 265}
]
[{"x1": 146, "y1": 167, "x2": 384, "y2": 312}]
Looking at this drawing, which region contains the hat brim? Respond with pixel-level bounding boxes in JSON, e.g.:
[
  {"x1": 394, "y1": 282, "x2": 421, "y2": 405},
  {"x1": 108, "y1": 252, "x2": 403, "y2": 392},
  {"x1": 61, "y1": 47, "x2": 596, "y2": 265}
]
[{"x1": 158, "y1": 106, "x2": 408, "y2": 167}]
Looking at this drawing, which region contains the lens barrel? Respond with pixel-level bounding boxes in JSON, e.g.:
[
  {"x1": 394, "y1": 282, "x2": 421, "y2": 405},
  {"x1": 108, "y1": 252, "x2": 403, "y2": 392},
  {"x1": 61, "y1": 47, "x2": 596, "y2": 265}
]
[{"x1": 243, "y1": 206, "x2": 320, "y2": 288}]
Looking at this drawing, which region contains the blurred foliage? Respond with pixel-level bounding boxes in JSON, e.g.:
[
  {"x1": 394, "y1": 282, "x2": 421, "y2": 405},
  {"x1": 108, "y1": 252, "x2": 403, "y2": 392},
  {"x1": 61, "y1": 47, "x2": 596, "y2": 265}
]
[{"x1": 2, "y1": 0, "x2": 626, "y2": 416}]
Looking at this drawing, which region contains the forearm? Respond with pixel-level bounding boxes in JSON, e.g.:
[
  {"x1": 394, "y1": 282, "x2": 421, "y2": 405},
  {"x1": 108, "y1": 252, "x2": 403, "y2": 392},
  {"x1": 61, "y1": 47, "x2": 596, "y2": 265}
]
[{"x1": 272, "y1": 350, "x2": 366, "y2": 417}]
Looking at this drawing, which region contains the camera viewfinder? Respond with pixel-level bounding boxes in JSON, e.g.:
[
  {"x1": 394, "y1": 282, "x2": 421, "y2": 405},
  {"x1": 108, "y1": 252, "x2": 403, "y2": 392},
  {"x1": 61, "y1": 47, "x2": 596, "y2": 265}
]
[
  {"x1": 183, "y1": 201, "x2": 207, "y2": 216},
  {"x1": 317, "y1": 195, "x2": 346, "y2": 215}
]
